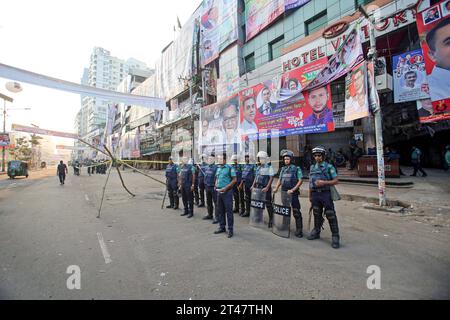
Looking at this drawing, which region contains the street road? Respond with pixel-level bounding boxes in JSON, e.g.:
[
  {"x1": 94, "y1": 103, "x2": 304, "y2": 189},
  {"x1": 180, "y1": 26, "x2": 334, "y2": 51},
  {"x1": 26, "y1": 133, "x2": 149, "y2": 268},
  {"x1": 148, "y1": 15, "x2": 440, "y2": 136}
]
[{"x1": 0, "y1": 169, "x2": 449, "y2": 299}]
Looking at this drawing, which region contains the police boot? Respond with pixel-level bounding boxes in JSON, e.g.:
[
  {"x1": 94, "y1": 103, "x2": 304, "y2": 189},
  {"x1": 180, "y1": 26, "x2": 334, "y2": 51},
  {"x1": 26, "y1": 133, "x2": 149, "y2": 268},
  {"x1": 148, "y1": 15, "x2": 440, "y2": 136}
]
[
  {"x1": 293, "y1": 209, "x2": 303, "y2": 238},
  {"x1": 307, "y1": 208, "x2": 324, "y2": 240},
  {"x1": 198, "y1": 193, "x2": 205, "y2": 207},
  {"x1": 166, "y1": 192, "x2": 174, "y2": 208},
  {"x1": 267, "y1": 207, "x2": 274, "y2": 228},
  {"x1": 173, "y1": 196, "x2": 179, "y2": 210},
  {"x1": 325, "y1": 210, "x2": 340, "y2": 249}
]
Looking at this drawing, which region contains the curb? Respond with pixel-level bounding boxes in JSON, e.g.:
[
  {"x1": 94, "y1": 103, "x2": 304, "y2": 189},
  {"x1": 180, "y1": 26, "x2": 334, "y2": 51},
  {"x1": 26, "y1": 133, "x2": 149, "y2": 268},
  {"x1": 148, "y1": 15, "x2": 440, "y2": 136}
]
[{"x1": 299, "y1": 193, "x2": 411, "y2": 209}]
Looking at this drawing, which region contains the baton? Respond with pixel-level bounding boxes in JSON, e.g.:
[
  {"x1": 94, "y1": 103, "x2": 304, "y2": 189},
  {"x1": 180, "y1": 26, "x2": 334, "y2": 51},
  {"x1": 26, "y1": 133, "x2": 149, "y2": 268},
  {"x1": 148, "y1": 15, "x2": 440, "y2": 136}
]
[
  {"x1": 161, "y1": 189, "x2": 167, "y2": 209},
  {"x1": 308, "y1": 206, "x2": 313, "y2": 231}
]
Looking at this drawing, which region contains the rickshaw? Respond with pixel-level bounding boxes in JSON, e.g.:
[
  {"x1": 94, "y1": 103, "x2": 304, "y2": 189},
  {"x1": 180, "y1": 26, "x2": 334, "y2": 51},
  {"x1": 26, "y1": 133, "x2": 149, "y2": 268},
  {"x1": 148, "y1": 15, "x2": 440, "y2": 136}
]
[{"x1": 7, "y1": 160, "x2": 29, "y2": 179}]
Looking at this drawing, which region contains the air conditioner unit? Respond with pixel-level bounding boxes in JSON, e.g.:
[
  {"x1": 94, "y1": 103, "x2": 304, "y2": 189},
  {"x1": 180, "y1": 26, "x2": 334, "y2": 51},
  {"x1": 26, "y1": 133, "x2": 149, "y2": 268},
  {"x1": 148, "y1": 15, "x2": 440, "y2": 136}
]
[{"x1": 376, "y1": 72, "x2": 393, "y2": 93}]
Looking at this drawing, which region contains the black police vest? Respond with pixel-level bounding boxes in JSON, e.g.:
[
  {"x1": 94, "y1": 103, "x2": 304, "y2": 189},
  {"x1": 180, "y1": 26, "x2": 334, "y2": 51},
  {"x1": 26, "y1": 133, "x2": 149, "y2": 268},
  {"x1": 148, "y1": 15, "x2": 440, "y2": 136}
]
[
  {"x1": 255, "y1": 166, "x2": 271, "y2": 188},
  {"x1": 180, "y1": 165, "x2": 193, "y2": 187},
  {"x1": 281, "y1": 165, "x2": 299, "y2": 191},
  {"x1": 165, "y1": 164, "x2": 177, "y2": 180},
  {"x1": 309, "y1": 163, "x2": 332, "y2": 191},
  {"x1": 204, "y1": 165, "x2": 217, "y2": 187},
  {"x1": 232, "y1": 164, "x2": 242, "y2": 184},
  {"x1": 242, "y1": 164, "x2": 255, "y2": 186}
]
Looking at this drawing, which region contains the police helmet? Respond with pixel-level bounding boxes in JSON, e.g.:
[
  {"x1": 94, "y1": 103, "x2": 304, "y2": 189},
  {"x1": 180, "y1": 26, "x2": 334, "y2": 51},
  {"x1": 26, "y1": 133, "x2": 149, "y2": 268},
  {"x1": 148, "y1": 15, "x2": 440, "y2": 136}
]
[
  {"x1": 312, "y1": 146, "x2": 327, "y2": 156},
  {"x1": 256, "y1": 151, "x2": 269, "y2": 159},
  {"x1": 231, "y1": 154, "x2": 238, "y2": 162},
  {"x1": 281, "y1": 149, "x2": 294, "y2": 159}
]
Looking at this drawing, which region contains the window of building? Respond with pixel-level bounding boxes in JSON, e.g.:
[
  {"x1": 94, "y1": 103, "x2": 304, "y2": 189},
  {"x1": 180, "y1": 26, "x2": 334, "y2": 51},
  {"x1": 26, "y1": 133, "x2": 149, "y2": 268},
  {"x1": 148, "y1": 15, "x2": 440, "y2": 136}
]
[
  {"x1": 305, "y1": 11, "x2": 328, "y2": 36},
  {"x1": 244, "y1": 53, "x2": 255, "y2": 72},
  {"x1": 269, "y1": 36, "x2": 284, "y2": 61}
]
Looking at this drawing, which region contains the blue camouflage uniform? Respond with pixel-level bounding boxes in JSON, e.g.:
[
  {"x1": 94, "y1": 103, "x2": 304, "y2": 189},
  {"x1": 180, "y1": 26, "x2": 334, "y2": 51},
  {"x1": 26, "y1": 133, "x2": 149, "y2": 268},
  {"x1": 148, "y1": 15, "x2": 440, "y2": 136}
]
[
  {"x1": 241, "y1": 163, "x2": 256, "y2": 216},
  {"x1": 254, "y1": 163, "x2": 275, "y2": 227},
  {"x1": 165, "y1": 162, "x2": 179, "y2": 208},
  {"x1": 179, "y1": 163, "x2": 195, "y2": 217},
  {"x1": 309, "y1": 161, "x2": 339, "y2": 241},
  {"x1": 204, "y1": 163, "x2": 218, "y2": 220},
  {"x1": 231, "y1": 163, "x2": 245, "y2": 214},
  {"x1": 279, "y1": 164, "x2": 303, "y2": 236}
]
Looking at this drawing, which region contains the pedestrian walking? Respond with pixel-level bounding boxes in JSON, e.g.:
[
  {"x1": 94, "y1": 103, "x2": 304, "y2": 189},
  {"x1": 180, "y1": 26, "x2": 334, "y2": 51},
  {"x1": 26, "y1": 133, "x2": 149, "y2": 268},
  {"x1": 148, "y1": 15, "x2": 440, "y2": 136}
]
[
  {"x1": 307, "y1": 146, "x2": 341, "y2": 249},
  {"x1": 57, "y1": 160, "x2": 68, "y2": 185},
  {"x1": 214, "y1": 153, "x2": 237, "y2": 238},
  {"x1": 410, "y1": 145, "x2": 427, "y2": 177}
]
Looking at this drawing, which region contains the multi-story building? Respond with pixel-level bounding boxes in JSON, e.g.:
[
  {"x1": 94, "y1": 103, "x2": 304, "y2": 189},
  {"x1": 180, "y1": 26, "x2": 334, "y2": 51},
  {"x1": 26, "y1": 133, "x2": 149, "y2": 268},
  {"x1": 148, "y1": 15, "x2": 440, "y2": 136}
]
[{"x1": 73, "y1": 47, "x2": 153, "y2": 160}]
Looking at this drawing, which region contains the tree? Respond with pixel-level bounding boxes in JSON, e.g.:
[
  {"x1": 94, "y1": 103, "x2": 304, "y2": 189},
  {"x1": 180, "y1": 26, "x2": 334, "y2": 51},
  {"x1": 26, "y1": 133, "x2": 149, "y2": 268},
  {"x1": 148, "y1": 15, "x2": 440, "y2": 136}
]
[
  {"x1": 8, "y1": 137, "x2": 32, "y2": 162},
  {"x1": 29, "y1": 134, "x2": 43, "y2": 168}
]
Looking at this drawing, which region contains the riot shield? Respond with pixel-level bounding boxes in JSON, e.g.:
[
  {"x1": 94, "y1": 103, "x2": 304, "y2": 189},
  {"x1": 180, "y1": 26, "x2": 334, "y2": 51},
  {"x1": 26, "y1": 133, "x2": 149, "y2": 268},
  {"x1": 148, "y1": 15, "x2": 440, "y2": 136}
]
[
  {"x1": 249, "y1": 188, "x2": 265, "y2": 229},
  {"x1": 272, "y1": 190, "x2": 292, "y2": 238}
]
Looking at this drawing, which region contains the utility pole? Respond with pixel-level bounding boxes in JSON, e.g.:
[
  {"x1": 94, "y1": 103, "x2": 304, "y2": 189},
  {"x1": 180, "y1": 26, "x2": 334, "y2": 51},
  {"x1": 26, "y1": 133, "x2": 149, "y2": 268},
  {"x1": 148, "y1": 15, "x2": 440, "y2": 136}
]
[
  {"x1": 1, "y1": 92, "x2": 14, "y2": 172},
  {"x1": 359, "y1": 5, "x2": 386, "y2": 207}
]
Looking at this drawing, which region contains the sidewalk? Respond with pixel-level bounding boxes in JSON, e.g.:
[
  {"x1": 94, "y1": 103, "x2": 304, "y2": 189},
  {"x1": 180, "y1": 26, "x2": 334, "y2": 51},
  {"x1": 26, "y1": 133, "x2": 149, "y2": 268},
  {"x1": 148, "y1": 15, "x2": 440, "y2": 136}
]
[{"x1": 137, "y1": 167, "x2": 450, "y2": 211}]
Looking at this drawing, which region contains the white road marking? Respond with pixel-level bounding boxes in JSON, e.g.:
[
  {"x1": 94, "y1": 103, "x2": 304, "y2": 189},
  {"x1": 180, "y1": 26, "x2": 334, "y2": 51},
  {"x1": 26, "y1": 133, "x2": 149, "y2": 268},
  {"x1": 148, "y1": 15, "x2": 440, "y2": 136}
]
[
  {"x1": 85, "y1": 194, "x2": 89, "y2": 201},
  {"x1": 97, "y1": 232, "x2": 112, "y2": 264}
]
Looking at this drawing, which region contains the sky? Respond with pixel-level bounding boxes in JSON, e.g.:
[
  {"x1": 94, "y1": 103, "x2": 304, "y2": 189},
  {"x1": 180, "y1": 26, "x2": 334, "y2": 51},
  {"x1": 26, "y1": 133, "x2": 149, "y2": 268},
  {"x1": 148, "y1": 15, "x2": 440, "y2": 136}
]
[{"x1": 0, "y1": 0, "x2": 201, "y2": 146}]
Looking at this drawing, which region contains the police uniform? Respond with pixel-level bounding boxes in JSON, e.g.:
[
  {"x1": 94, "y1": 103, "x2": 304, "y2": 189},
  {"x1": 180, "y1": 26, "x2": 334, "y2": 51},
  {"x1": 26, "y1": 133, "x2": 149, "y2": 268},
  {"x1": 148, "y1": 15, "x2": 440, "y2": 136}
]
[
  {"x1": 215, "y1": 164, "x2": 237, "y2": 234},
  {"x1": 165, "y1": 162, "x2": 179, "y2": 209},
  {"x1": 232, "y1": 163, "x2": 245, "y2": 215},
  {"x1": 204, "y1": 163, "x2": 218, "y2": 221},
  {"x1": 254, "y1": 163, "x2": 275, "y2": 227},
  {"x1": 279, "y1": 164, "x2": 303, "y2": 236},
  {"x1": 308, "y1": 161, "x2": 340, "y2": 248},
  {"x1": 196, "y1": 162, "x2": 208, "y2": 207},
  {"x1": 179, "y1": 163, "x2": 195, "y2": 217},
  {"x1": 241, "y1": 162, "x2": 256, "y2": 217},
  {"x1": 193, "y1": 165, "x2": 200, "y2": 206}
]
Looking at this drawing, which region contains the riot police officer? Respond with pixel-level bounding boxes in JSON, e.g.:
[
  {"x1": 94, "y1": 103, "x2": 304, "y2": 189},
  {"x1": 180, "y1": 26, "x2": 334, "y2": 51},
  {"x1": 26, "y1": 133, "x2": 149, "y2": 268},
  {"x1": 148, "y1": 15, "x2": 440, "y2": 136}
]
[
  {"x1": 214, "y1": 153, "x2": 237, "y2": 238},
  {"x1": 196, "y1": 154, "x2": 208, "y2": 208},
  {"x1": 307, "y1": 146, "x2": 340, "y2": 249},
  {"x1": 203, "y1": 154, "x2": 218, "y2": 223},
  {"x1": 239, "y1": 154, "x2": 256, "y2": 217},
  {"x1": 230, "y1": 154, "x2": 244, "y2": 215},
  {"x1": 178, "y1": 156, "x2": 195, "y2": 218},
  {"x1": 273, "y1": 150, "x2": 304, "y2": 237},
  {"x1": 165, "y1": 156, "x2": 179, "y2": 210},
  {"x1": 252, "y1": 151, "x2": 275, "y2": 228}
]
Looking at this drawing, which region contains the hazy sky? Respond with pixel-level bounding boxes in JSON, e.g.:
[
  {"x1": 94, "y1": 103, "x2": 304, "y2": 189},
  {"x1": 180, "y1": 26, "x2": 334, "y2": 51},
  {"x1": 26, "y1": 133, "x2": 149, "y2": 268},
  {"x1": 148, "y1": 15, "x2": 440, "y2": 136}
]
[{"x1": 0, "y1": 0, "x2": 201, "y2": 144}]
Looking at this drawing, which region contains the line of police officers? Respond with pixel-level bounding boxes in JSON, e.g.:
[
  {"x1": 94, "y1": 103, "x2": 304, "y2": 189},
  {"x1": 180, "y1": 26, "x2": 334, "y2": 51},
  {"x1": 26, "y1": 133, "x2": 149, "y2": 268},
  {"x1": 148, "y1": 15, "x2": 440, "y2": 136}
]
[{"x1": 165, "y1": 145, "x2": 340, "y2": 248}]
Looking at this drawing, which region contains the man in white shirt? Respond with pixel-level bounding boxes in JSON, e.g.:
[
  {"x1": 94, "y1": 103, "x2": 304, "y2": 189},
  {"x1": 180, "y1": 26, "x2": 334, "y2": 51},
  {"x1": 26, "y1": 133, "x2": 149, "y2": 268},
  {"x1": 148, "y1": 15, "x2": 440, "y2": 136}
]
[
  {"x1": 426, "y1": 17, "x2": 450, "y2": 102},
  {"x1": 240, "y1": 96, "x2": 258, "y2": 135}
]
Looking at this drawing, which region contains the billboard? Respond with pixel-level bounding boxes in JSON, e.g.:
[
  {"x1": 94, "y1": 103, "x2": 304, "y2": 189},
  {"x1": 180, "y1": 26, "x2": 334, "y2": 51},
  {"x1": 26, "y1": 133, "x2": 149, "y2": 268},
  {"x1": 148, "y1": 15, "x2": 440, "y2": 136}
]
[
  {"x1": 393, "y1": 49, "x2": 430, "y2": 103},
  {"x1": 240, "y1": 79, "x2": 334, "y2": 141},
  {"x1": 200, "y1": 95, "x2": 242, "y2": 147},
  {"x1": 345, "y1": 61, "x2": 370, "y2": 122},
  {"x1": 200, "y1": 0, "x2": 238, "y2": 66},
  {"x1": 245, "y1": 0, "x2": 285, "y2": 41},
  {"x1": 302, "y1": 23, "x2": 364, "y2": 92},
  {"x1": 0, "y1": 133, "x2": 10, "y2": 147},
  {"x1": 417, "y1": 0, "x2": 450, "y2": 116},
  {"x1": 416, "y1": 98, "x2": 450, "y2": 123},
  {"x1": 11, "y1": 124, "x2": 78, "y2": 139},
  {"x1": 285, "y1": 0, "x2": 311, "y2": 11}
]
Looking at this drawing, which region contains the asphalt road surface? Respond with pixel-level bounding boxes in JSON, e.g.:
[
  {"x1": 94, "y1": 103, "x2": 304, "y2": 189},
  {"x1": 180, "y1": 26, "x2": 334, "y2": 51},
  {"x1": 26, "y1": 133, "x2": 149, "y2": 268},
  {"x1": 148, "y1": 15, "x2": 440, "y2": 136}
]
[{"x1": 0, "y1": 169, "x2": 449, "y2": 299}]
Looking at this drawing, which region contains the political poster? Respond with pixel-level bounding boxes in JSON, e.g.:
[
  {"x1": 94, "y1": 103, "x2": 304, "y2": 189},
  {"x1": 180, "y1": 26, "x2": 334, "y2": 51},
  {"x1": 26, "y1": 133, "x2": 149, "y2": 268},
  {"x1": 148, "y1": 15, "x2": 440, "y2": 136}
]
[
  {"x1": 245, "y1": 0, "x2": 285, "y2": 41},
  {"x1": 393, "y1": 49, "x2": 430, "y2": 103},
  {"x1": 417, "y1": 0, "x2": 450, "y2": 116},
  {"x1": 278, "y1": 57, "x2": 328, "y2": 106},
  {"x1": 200, "y1": 95, "x2": 242, "y2": 149},
  {"x1": 302, "y1": 23, "x2": 364, "y2": 92},
  {"x1": 416, "y1": 98, "x2": 450, "y2": 123},
  {"x1": 285, "y1": 0, "x2": 311, "y2": 11},
  {"x1": 240, "y1": 81, "x2": 334, "y2": 141},
  {"x1": 200, "y1": 0, "x2": 238, "y2": 66},
  {"x1": 345, "y1": 61, "x2": 370, "y2": 122},
  {"x1": 0, "y1": 133, "x2": 10, "y2": 147}
]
